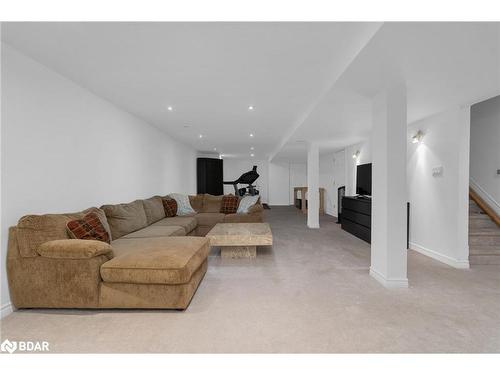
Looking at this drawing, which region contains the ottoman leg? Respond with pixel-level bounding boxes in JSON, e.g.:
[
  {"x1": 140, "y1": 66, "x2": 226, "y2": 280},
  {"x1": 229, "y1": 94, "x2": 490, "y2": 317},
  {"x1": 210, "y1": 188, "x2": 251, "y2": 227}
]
[{"x1": 221, "y1": 246, "x2": 257, "y2": 259}]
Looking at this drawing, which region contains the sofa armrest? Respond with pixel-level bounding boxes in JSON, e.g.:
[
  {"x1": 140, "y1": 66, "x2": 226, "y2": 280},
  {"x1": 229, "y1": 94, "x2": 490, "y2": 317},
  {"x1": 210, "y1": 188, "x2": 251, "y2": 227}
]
[
  {"x1": 37, "y1": 239, "x2": 113, "y2": 260},
  {"x1": 247, "y1": 203, "x2": 264, "y2": 215}
]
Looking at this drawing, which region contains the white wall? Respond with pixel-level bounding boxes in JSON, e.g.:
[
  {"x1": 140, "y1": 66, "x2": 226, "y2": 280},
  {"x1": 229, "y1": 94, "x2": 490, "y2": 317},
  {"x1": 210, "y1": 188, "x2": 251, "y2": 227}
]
[
  {"x1": 223, "y1": 158, "x2": 306, "y2": 206},
  {"x1": 268, "y1": 161, "x2": 290, "y2": 206},
  {"x1": 306, "y1": 143, "x2": 320, "y2": 228},
  {"x1": 319, "y1": 106, "x2": 472, "y2": 271},
  {"x1": 279, "y1": 146, "x2": 362, "y2": 218},
  {"x1": 345, "y1": 140, "x2": 372, "y2": 196},
  {"x1": 1, "y1": 44, "x2": 197, "y2": 316},
  {"x1": 470, "y1": 95, "x2": 500, "y2": 215},
  {"x1": 332, "y1": 150, "x2": 346, "y2": 217},
  {"x1": 289, "y1": 162, "x2": 307, "y2": 204},
  {"x1": 223, "y1": 159, "x2": 308, "y2": 207},
  {"x1": 319, "y1": 153, "x2": 335, "y2": 216},
  {"x1": 407, "y1": 106, "x2": 470, "y2": 268},
  {"x1": 222, "y1": 158, "x2": 269, "y2": 203},
  {"x1": 197, "y1": 151, "x2": 221, "y2": 159},
  {"x1": 321, "y1": 151, "x2": 342, "y2": 217},
  {"x1": 315, "y1": 139, "x2": 372, "y2": 219}
]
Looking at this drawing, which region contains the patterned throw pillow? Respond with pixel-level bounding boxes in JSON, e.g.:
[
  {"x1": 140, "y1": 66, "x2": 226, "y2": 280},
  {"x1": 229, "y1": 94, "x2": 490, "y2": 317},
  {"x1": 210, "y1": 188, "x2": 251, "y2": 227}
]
[
  {"x1": 220, "y1": 195, "x2": 239, "y2": 214},
  {"x1": 66, "y1": 212, "x2": 111, "y2": 243},
  {"x1": 168, "y1": 193, "x2": 196, "y2": 216},
  {"x1": 162, "y1": 198, "x2": 178, "y2": 217},
  {"x1": 237, "y1": 195, "x2": 260, "y2": 214}
]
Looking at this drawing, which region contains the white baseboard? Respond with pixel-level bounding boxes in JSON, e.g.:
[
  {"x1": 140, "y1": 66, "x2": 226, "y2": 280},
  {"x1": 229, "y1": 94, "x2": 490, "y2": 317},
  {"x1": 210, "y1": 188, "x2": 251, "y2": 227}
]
[
  {"x1": 470, "y1": 178, "x2": 500, "y2": 216},
  {"x1": 369, "y1": 267, "x2": 409, "y2": 288},
  {"x1": 1, "y1": 301, "x2": 14, "y2": 319},
  {"x1": 410, "y1": 242, "x2": 470, "y2": 269}
]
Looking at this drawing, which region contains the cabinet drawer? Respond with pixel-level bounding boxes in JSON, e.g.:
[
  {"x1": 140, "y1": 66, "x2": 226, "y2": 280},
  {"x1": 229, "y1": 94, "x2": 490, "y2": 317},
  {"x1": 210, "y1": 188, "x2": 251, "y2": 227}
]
[
  {"x1": 342, "y1": 198, "x2": 371, "y2": 215},
  {"x1": 341, "y1": 218, "x2": 371, "y2": 243},
  {"x1": 342, "y1": 209, "x2": 371, "y2": 228}
]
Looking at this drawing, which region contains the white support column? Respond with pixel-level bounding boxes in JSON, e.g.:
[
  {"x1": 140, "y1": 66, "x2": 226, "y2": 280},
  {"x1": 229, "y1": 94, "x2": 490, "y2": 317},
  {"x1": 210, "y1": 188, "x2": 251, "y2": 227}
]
[
  {"x1": 307, "y1": 142, "x2": 320, "y2": 228},
  {"x1": 370, "y1": 83, "x2": 408, "y2": 288},
  {"x1": 456, "y1": 106, "x2": 471, "y2": 265}
]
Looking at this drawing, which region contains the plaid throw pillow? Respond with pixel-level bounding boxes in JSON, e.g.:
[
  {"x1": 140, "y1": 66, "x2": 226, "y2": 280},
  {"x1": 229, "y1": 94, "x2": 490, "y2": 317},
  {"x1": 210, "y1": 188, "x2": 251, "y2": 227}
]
[
  {"x1": 162, "y1": 198, "x2": 177, "y2": 217},
  {"x1": 220, "y1": 195, "x2": 239, "y2": 214},
  {"x1": 66, "y1": 212, "x2": 111, "y2": 243}
]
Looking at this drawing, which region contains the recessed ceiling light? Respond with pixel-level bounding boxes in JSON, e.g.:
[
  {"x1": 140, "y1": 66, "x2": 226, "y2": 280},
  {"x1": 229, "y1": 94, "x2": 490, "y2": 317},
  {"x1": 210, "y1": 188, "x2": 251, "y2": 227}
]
[
  {"x1": 167, "y1": 106, "x2": 173, "y2": 111},
  {"x1": 250, "y1": 153, "x2": 255, "y2": 157},
  {"x1": 249, "y1": 133, "x2": 254, "y2": 137},
  {"x1": 213, "y1": 147, "x2": 217, "y2": 151},
  {"x1": 248, "y1": 106, "x2": 254, "y2": 111},
  {"x1": 250, "y1": 146, "x2": 254, "y2": 150},
  {"x1": 199, "y1": 134, "x2": 203, "y2": 139}
]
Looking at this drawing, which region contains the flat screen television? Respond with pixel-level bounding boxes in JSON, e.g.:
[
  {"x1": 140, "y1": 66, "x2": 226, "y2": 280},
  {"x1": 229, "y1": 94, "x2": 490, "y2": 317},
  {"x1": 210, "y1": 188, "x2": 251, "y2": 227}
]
[{"x1": 356, "y1": 163, "x2": 372, "y2": 196}]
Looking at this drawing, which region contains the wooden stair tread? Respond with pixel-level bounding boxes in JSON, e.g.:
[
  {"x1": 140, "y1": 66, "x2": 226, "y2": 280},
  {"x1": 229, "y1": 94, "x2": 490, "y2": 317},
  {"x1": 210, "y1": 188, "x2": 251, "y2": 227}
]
[
  {"x1": 469, "y1": 256, "x2": 500, "y2": 265},
  {"x1": 469, "y1": 246, "x2": 500, "y2": 255},
  {"x1": 469, "y1": 213, "x2": 491, "y2": 219},
  {"x1": 469, "y1": 188, "x2": 500, "y2": 227},
  {"x1": 469, "y1": 228, "x2": 500, "y2": 236}
]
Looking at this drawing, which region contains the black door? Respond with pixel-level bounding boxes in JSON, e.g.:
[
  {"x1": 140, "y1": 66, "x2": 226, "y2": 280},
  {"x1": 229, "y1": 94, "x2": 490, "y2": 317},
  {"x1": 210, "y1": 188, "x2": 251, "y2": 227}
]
[{"x1": 197, "y1": 158, "x2": 223, "y2": 195}]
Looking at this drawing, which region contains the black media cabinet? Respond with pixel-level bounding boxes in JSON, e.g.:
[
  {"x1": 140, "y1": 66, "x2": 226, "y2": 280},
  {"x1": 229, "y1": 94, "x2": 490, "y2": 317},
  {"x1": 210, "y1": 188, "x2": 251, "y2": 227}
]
[{"x1": 341, "y1": 196, "x2": 372, "y2": 243}]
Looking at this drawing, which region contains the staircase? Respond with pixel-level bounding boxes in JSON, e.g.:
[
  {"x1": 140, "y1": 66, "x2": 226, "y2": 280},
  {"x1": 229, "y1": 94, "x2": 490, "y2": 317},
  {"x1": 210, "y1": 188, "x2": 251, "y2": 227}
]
[{"x1": 469, "y1": 198, "x2": 500, "y2": 265}]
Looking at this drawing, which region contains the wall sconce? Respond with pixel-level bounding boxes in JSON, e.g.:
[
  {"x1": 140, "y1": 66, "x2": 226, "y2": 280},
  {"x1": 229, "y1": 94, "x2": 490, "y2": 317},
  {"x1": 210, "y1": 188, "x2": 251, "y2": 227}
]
[
  {"x1": 352, "y1": 150, "x2": 360, "y2": 159},
  {"x1": 412, "y1": 130, "x2": 424, "y2": 144}
]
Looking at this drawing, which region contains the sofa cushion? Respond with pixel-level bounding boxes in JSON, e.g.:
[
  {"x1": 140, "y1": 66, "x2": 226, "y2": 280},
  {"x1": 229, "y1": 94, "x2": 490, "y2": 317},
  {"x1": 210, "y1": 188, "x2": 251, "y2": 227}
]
[
  {"x1": 195, "y1": 212, "x2": 225, "y2": 227},
  {"x1": 142, "y1": 196, "x2": 166, "y2": 225},
  {"x1": 151, "y1": 216, "x2": 197, "y2": 234},
  {"x1": 122, "y1": 225, "x2": 185, "y2": 239},
  {"x1": 220, "y1": 195, "x2": 239, "y2": 214},
  {"x1": 101, "y1": 237, "x2": 210, "y2": 284},
  {"x1": 202, "y1": 194, "x2": 223, "y2": 213},
  {"x1": 38, "y1": 239, "x2": 113, "y2": 259},
  {"x1": 101, "y1": 200, "x2": 148, "y2": 240},
  {"x1": 237, "y1": 195, "x2": 260, "y2": 214},
  {"x1": 16, "y1": 210, "x2": 88, "y2": 257},
  {"x1": 162, "y1": 198, "x2": 177, "y2": 217},
  {"x1": 247, "y1": 201, "x2": 263, "y2": 214},
  {"x1": 189, "y1": 195, "x2": 204, "y2": 213},
  {"x1": 169, "y1": 193, "x2": 196, "y2": 216},
  {"x1": 16, "y1": 207, "x2": 112, "y2": 258},
  {"x1": 66, "y1": 212, "x2": 111, "y2": 243}
]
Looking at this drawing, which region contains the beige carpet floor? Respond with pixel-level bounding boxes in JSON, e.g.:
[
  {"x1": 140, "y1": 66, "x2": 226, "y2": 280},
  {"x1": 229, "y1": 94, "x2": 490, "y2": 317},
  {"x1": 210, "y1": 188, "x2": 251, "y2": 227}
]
[{"x1": 1, "y1": 206, "x2": 499, "y2": 353}]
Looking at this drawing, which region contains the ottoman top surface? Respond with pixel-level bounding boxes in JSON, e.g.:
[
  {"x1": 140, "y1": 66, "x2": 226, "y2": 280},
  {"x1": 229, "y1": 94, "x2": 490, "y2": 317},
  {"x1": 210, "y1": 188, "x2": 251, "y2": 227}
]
[{"x1": 206, "y1": 223, "x2": 272, "y2": 247}]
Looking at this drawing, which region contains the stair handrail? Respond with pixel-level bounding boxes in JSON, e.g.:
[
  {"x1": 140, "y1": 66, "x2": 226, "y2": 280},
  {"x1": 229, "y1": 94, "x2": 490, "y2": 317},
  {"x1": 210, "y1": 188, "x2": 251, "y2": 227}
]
[{"x1": 469, "y1": 187, "x2": 500, "y2": 227}]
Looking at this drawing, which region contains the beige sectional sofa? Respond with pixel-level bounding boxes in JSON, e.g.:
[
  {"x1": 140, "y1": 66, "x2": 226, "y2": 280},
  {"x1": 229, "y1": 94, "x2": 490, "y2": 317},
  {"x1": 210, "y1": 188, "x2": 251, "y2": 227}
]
[{"x1": 7, "y1": 194, "x2": 263, "y2": 310}]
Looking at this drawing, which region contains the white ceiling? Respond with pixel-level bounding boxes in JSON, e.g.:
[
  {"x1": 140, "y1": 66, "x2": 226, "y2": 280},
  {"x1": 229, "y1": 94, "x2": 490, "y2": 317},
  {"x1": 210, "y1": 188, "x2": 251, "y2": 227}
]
[
  {"x1": 277, "y1": 89, "x2": 372, "y2": 161},
  {"x1": 1, "y1": 22, "x2": 380, "y2": 159},
  {"x1": 273, "y1": 22, "x2": 500, "y2": 161},
  {"x1": 3, "y1": 22, "x2": 498, "y2": 163}
]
